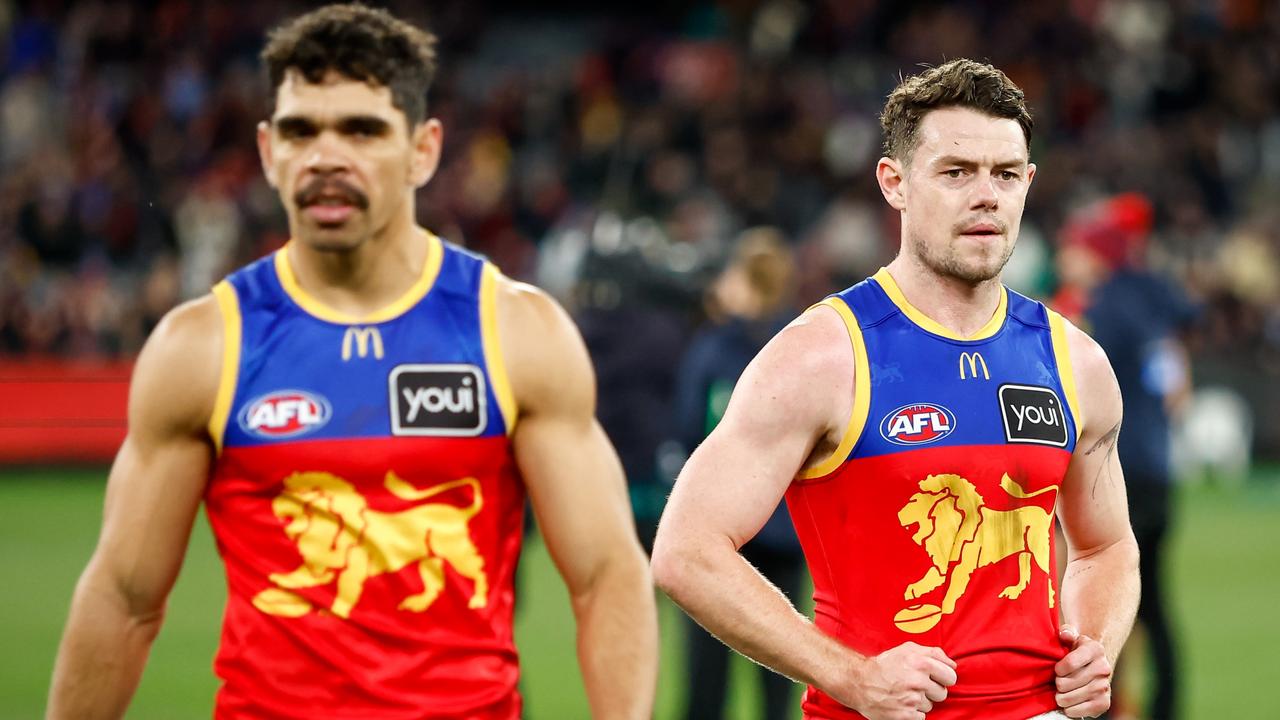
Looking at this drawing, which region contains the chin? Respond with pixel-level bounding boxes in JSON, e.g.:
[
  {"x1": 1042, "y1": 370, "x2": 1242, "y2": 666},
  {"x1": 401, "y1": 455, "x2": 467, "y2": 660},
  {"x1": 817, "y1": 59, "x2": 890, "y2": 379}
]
[
  {"x1": 932, "y1": 254, "x2": 1008, "y2": 284},
  {"x1": 295, "y1": 226, "x2": 366, "y2": 253}
]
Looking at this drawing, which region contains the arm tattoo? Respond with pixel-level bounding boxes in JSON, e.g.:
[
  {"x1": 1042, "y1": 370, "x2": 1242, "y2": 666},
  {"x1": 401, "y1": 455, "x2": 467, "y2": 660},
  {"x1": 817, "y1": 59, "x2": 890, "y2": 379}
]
[
  {"x1": 1087, "y1": 421, "x2": 1121, "y2": 498},
  {"x1": 1085, "y1": 422, "x2": 1120, "y2": 456}
]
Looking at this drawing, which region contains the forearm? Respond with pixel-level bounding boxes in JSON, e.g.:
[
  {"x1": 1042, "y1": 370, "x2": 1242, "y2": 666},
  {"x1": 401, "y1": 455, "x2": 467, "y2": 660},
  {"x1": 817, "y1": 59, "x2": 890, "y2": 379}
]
[
  {"x1": 653, "y1": 533, "x2": 857, "y2": 694},
  {"x1": 570, "y1": 551, "x2": 658, "y2": 720},
  {"x1": 48, "y1": 572, "x2": 163, "y2": 719},
  {"x1": 1061, "y1": 535, "x2": 1140, "y2": 664}
]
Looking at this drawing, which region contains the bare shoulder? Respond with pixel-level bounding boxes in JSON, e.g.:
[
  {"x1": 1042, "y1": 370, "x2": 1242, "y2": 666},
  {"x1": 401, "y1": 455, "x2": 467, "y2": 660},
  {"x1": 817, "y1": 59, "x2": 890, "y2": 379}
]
[
  {"x1": 130, "y1": 294, "x2": 225, "y2": 437},
  {"x1": 1062, "y1": 318, "x2": 1112, "y2": 387},
  {"x1": 492, "y1": 274, "x2": 593, "y2": 414},
  {"x1": 753, "y1": 302, "x2": 854, "y2": 382},
  {"x1": 1061, "y1": 316, "x2": 1121, "y2": 437},
  {"x1": 722, "y1": 302, "x2": 855, "y2": 445}
]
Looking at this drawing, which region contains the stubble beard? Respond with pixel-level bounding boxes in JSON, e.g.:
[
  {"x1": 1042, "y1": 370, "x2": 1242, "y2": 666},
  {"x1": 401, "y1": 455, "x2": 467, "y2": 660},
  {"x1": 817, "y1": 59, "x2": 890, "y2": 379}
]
[{"x1": 912, "y1": 230, "x2": 1017, "y2": 285}]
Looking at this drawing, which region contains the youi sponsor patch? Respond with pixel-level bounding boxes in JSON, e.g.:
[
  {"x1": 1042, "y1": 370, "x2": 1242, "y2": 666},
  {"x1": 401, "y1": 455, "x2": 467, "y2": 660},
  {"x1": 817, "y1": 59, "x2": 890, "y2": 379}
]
[
  {"x1": 390, "y1": 364, "x2": 487, "y2": 436},
  {"x1": 999, "y1": 384, "x2": 1069, "y2": 446},
  {"x1": 239, "y1": 389, "x2": 332, "y2": 439}
]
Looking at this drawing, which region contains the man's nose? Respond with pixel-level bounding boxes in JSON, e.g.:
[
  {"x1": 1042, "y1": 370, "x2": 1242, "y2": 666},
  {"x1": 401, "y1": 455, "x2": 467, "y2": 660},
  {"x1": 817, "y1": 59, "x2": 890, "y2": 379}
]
[
  {"x1": 304, "y1": 131, "x2": 352, "y2": 174},
  {"x1": 971, "y1": 172, "x2": 999, "y2": 209}
]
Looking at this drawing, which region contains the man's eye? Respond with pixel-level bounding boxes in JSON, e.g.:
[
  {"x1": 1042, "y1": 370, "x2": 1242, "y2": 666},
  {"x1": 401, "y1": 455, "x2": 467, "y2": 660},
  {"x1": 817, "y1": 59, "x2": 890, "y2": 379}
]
[
  {"x1": 279, "y1": 126, "x2": 315, "y2": 139},
  {"x1": 999, "y1": 171, "x2": 1019, "y2": 181},
  {"x1": 945, "y1": 169, "x2": 964, "y2": 178}
]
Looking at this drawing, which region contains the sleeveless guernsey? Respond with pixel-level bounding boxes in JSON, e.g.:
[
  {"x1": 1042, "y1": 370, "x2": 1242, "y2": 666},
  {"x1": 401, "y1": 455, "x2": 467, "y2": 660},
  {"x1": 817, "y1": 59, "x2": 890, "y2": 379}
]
[
  {"x1": 205, "y1": 233, "x2": 524, "y2": 719},
  {"x1": 786, "y1": 268, "x2": 1083, "y2": 719}
]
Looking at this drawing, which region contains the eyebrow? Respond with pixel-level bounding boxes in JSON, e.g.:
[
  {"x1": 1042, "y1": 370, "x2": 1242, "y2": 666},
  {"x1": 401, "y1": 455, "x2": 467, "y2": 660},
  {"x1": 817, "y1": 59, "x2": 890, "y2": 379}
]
[
  {"x1": 934, "y1": 154, "x2": 1028, "y2": 169},
  {"x1": 273, "y1": 114, "x2": 395, "y2": 136}
]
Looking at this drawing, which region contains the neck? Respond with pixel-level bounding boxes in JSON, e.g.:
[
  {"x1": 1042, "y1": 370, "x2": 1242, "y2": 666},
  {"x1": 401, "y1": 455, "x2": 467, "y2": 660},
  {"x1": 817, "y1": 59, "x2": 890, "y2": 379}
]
[
  {"x1": 883, "y1": 253, "x2": 1004, "y2": 339},
  {"x1": 286, "y1": 205, "x2": 426, "y2": 319}
]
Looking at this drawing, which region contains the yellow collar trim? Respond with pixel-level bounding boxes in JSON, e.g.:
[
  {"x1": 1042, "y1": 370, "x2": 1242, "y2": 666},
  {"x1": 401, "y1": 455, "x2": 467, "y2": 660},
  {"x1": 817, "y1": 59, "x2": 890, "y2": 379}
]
[
  {"x1": 873, "y1": 267, "x2": 1007, "y2": 341},
  {"x1": 275, "y1": 231, "x2": 444, "y2": 325}
]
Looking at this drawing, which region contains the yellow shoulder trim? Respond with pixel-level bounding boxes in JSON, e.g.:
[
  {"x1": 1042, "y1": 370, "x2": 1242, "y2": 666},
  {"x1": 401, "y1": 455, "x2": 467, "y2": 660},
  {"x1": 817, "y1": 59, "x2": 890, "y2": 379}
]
[
  {"x1": 209, "y1": 281, "x2": 242, "y2": 455},
  {"x1": 798, "y1": 297, "x2": 871, "y2": 480},
  {"x1": 274, "y1": 230, "x2": 444, "y2": 325},
  {"x1": 1047, "y1": 310, "x2": 1084, "y2": 442},
  {"x1": 480, "y1": 263, "x2": 518, "y2": 435},
  {"x1": 873, "y1": 267, "x2": 1007, "y2": 341}
]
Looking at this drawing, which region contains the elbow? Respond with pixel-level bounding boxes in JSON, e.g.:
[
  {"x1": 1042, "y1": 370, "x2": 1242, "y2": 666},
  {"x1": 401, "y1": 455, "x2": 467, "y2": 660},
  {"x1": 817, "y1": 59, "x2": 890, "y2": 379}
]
[
  {"x1": 1121, "y1": 531, "x2": 1141, "y2": 573},
  {"x1": 649, "y1": 524, "x2": 695, "y2": 601}
]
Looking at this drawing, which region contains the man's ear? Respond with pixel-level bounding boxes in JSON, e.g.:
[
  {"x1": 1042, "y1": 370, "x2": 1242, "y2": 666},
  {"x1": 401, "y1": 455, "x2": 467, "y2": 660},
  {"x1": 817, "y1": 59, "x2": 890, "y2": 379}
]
[
  {"x1": 409, "y1": 118, "x2": 443, "y2": 188},
  {"x1": 876, "y1": 156, "x2": 907, "y2": 212},
  {"x1": 257, "y1": 120, "x2": 278, "y2": 189}
]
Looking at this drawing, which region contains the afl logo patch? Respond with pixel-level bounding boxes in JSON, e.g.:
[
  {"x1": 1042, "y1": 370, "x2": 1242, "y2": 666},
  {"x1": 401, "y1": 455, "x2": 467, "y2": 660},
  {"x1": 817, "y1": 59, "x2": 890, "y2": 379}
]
[
  {"x1": 999, "y1": 384, "x2": 1068, "y2": 446},
  {"x1": 390, "y1": 364, "x2": 487, "y2": 436},
  {"x1": 880, "y1": 403, "x2": 956, "y2": 446},
  {"x1": 239, "y1": 390, "x2": 332, "y2": 439}
]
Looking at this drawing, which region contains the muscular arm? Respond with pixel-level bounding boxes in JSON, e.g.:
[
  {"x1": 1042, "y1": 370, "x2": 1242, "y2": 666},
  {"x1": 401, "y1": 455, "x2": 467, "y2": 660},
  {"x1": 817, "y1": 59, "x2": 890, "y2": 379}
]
[
  {"x1": 47, "y1": 298, "x2": 221, "y2": 719},
  {"x1": 499, "y1": 278, "x2": 657, "y2": 719},
  {"x1": 1054, "y1": 321, "x2": 1141, "y2": 715},
  {"x1": 652, "y1": 307, "x2": 954, "y2": 718}
]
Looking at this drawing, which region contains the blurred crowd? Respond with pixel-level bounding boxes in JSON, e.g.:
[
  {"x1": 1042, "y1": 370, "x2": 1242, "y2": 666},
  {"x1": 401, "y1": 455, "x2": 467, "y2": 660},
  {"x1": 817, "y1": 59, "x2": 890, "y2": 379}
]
[{"x1": 2, "y1": 0, "x2": 1280, "y2": 453}]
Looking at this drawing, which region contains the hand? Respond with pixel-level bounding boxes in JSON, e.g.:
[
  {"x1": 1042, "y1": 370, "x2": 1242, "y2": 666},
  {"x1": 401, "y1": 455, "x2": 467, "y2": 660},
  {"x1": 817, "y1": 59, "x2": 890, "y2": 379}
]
[
  {"x1": 1055, "y1": 625, "x2": 1112, "y2": 718},
  {"x1": 832, "y1": 642, "x2": 957, "y2": 720}
]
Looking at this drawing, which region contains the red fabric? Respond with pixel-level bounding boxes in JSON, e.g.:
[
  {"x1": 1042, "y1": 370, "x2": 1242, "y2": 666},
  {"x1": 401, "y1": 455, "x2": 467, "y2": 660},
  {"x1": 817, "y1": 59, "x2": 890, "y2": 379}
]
[
  {"x1": 786, "y1": 444, "x2": 1070, "y2": 719},
  {"x1": 207, "y1": 435, "x2": 526, "y2": 719}
]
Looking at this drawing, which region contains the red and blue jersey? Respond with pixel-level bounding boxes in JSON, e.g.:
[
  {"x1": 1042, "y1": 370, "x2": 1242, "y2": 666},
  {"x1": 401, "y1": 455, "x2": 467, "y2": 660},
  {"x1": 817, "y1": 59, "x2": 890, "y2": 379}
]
[
  {"x1": 205, "y1": 232, "x2": 525, "y2": 719},
  {"x1": 786, "y1": 268, "x2": 1083, "y2": 720}
]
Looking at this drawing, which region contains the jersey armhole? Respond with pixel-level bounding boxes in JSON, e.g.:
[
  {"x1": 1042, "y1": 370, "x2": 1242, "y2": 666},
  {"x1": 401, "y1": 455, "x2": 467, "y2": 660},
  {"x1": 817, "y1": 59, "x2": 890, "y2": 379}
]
[
  {"x1": 797, "y1": 297, "x2": 870, "y2": 480},
  {"x1": 208, "y1": 280, "x2": 242, "y2": 455},
  {"x1": 480, "y1": 263, "x2": 518, "y2": 435},
  {"x1": 1048, "y1": 309, "x2": 1084, "y2": 443}
]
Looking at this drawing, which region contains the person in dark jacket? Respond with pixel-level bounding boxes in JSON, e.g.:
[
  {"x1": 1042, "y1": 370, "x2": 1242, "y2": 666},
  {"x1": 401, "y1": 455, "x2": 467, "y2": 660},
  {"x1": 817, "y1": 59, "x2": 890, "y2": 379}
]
[{"x1": 1055, "y1": 193, "x2": 1195, "y2": 720}]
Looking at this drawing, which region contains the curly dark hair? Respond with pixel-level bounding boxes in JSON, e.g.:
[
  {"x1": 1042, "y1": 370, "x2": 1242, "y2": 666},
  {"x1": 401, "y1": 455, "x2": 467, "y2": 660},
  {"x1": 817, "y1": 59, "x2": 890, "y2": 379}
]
[
  {"x1": 261, "y1": 3, "x2": 438, "y2": 127},
  {"x1": 880, "y1": 59, "x2": 1033, "y2": 163}
]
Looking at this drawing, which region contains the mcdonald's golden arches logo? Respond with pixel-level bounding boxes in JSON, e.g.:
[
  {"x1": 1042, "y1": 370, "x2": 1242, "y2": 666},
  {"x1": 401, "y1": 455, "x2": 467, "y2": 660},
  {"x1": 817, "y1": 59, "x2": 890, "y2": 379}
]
[
  {"x1": 342, "y1": 326, "x2": 384, "y2": 361},
  {"x1": 959, "y1": 351, "x2": 989, "y2": 380}
]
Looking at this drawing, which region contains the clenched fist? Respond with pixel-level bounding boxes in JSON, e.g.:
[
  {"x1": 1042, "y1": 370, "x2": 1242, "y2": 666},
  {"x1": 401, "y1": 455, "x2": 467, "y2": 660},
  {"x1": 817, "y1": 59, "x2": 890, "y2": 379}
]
[
  {"x1": 832, "y1": 642, "x2": 958, "y2": 720},
  {"x1": 1055, "y1": 625, "x2": 1112, "y2": 718}
]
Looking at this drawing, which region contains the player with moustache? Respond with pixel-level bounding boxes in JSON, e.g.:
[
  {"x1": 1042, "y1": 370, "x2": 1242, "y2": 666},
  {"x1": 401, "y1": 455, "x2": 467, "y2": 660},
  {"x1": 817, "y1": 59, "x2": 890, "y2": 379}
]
[
  {"x1": 48, "y1": 5, "x2": 656, "y2": 719},
  {"x1": 652, "y1": 59, "x2": 1139, "y2": 720}
]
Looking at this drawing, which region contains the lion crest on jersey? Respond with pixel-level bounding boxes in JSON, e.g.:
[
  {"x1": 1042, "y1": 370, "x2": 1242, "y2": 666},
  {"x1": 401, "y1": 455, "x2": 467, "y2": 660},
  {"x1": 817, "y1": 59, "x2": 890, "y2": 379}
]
[
  {"x1": 252, "y1": 471, "x2": 488, "y2": 619},
  {"x1": 892, "y1": 473, "x2": 1058, "y2": 633}
]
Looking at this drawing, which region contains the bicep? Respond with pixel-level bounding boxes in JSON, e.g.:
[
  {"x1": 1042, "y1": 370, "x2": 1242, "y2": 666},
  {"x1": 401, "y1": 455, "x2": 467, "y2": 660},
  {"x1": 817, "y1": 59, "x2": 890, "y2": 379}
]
[
  {"x1": 516, "y1": 413, "x2": 636, "y2": 591},
  {"x1": 504, "y1": 282, "x2": 638, "y2": 593},
  {"x1": 91, "y1": 429, "x2": 212, "y2": 613},
  {"x1": 85, "y1": 300, "x2": 220, "y2": 614},
  {"x1": 1059, "y1": 330, "x2": 1134, "y2": 556},
  {"x1": 661, "y1": 318, "x2": 848, "y2": 550}
]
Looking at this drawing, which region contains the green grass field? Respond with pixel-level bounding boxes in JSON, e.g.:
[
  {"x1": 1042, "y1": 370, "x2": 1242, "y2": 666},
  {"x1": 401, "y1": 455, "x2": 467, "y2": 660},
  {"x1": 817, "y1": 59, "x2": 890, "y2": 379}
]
[{"x1": 2, "y1": 469, "x2": 1278, "y2": 719}]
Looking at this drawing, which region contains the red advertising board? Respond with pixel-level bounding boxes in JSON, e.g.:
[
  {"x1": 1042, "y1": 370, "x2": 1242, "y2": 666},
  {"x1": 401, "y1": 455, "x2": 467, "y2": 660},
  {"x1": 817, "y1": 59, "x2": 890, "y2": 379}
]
[{"x1": 0, "y1": 359, "x2": 132, "y2": 464}]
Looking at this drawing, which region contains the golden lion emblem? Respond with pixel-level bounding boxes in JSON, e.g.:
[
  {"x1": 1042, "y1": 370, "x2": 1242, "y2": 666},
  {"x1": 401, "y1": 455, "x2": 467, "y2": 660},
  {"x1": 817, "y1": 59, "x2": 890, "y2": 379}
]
[
  {"x1": 252, "y1": 471, "x2": 488, "y2": 619},
  {"x1": 893, "y1": 473, "x2": 1058, "y2": 633}
]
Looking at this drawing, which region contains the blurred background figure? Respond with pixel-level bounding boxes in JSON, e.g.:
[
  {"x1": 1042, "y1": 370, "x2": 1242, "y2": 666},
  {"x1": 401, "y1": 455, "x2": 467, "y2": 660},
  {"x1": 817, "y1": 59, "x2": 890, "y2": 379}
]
[
  {"x1": 670, "y1": 227, "x2": 805, "y2": 720},
  {"x1": 1053, "y1": 194, "x2": 1196, "y2": 720}
]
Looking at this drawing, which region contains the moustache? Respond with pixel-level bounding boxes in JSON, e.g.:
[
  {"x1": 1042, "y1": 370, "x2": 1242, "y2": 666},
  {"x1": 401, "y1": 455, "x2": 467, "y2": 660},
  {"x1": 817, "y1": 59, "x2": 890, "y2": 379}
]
[
  {"x1": 294, "y1": 177, "x2": 370, "y2": 210},
  {"x1": 952, "y1": 217, "x2": 1008, "y2": 235}
]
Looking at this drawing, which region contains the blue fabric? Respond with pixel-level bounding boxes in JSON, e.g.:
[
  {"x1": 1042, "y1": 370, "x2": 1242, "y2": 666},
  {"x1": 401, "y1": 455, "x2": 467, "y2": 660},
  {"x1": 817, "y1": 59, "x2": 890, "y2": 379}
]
[
  {"x1": 836, "y1": 277, "x2": 1079, "y2": 462},
  {"x1": 220, "y1": 242, "x2": 508, "y2": 448}
]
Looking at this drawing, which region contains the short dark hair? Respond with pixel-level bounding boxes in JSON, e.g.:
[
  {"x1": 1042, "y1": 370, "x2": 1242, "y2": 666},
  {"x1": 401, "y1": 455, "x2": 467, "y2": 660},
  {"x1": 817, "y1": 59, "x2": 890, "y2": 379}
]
[
  {"x1": 261, "y1": 3, "x2": 438, "y2": 126},
  {"x1": 880, "y1": 59, "x2": 1033, "y2": 163}
]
